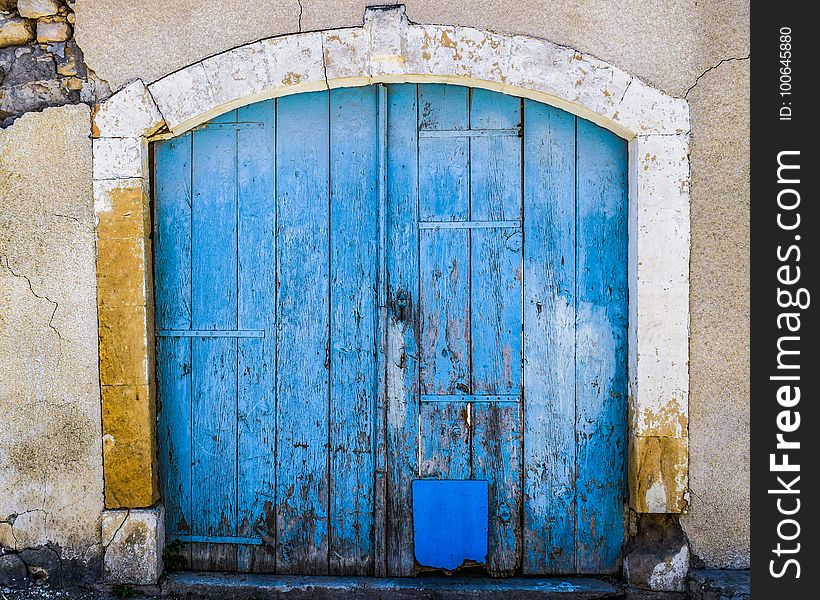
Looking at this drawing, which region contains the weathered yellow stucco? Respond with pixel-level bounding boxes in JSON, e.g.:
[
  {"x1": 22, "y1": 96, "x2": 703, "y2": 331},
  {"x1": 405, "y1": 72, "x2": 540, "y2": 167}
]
[
  {"x1": 630, "y1": 435, "x2": 689, "y2": 514},
  {"x1": 95, "y1": 179, "x2": 158, "y2": 508}
]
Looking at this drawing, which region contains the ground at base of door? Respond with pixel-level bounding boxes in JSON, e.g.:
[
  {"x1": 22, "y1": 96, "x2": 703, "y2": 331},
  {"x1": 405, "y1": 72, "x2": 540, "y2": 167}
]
[{"x1": 0, "y1": 570, "x2": 750, "y2": 600}]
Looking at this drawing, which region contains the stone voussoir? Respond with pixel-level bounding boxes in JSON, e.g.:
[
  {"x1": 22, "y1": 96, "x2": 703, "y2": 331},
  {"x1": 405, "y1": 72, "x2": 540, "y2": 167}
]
[
  {"x1": 145, "y1": 5, "x2": 689, "y2": 139},
  {"x1": 92, "y1": 136, "x2": 145, "y2": 180},
  {"x1": 93, "y1": 79, "x2": 164, "y2": 138}
]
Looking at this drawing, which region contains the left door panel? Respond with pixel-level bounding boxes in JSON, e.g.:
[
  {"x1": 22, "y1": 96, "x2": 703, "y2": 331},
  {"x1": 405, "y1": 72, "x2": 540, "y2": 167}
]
[{"x1": 155, "y1": 90, "x2": 381, "y2": 574}]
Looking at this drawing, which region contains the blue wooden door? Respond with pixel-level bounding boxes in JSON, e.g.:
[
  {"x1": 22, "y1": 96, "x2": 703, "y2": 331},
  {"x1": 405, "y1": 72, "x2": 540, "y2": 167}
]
[{"x1": 154, "y1": 84, "x2": 627, "y2": 576}]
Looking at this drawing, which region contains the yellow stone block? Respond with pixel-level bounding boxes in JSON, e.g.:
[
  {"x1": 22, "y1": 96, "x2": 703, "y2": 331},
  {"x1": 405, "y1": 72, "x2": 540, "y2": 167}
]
[
  {"x1": 629, "y1": 435, "x2": 689, "y2": 513},
  {"x1": 102, "y1": 384, "x2": 158, "y2": 508},
  {"x1": 95, "y1": 179, "x2": 148, "y2": 240},
  {"x1": 98, "y1": 306, "x2": 149, "y2": 386},
  {"x1": 96, "y1": 238, "x2": 147, "y2": 308}
]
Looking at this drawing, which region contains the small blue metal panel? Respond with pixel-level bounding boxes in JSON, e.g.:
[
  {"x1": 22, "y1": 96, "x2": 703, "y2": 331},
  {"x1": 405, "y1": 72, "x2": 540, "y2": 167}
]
[{"x1": 412, "y1": 480, "x2": 489, "y2": 570}]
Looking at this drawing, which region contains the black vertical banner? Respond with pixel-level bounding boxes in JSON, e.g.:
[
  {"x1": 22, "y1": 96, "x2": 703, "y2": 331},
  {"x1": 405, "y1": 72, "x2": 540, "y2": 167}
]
[{"x1": 751, "y1": 2, "x2": 817, "y2": 597}]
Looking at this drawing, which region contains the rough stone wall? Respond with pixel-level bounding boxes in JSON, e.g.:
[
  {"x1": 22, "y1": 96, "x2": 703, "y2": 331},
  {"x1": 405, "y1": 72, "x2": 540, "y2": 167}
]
[
  {"x1": 0, "y1": 104, "x2": 103, "y2": 585},
  {"x1": 0, "y1": 0, "x2": 108, "y2": 127},
  {"x1": 0, "y1": 0, "x2": 750, "y2": 575}
]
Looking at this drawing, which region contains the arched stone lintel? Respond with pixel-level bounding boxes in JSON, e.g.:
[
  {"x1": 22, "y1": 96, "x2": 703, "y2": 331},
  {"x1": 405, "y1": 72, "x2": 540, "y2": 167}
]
[
  {"x1": 91, "y1": 4, "x2": 691, "y2": 517},
  {"x1": 116, "y1": 5, "x2": 688, "y2": 140}
]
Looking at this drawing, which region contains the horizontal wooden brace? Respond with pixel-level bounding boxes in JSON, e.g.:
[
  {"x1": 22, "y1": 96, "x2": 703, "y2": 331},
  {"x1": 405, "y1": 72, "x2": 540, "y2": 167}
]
[
  {"x1": 418, "y1": 220, "x2": 521, "y2": 230},
  {"x1": 192, "y1": 122, "x2": 264, "y2": 131},
  {"x1": 156, "y1": 329, "x2": 266, "y2": 338},
  {"x1": 174, "y1": 535, "x2": 263, "y2": 545},
  {"x1": 420, "y1": 394, "x2": 520, "y2": 403},
  {"x1": 418, "y1": 128, "x2": 521, "y2": 138}
]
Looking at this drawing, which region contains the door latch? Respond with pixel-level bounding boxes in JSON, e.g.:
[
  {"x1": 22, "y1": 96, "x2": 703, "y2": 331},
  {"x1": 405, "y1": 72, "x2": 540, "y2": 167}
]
[{"x1": 394, "y1": 290, "x2": 410, "y2": 323}]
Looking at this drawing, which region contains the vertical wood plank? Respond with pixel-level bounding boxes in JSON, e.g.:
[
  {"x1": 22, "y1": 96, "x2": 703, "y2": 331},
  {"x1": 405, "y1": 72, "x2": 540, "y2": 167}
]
[
  {"x1": 575, "y1": 118, "x2": 628, "y2": 573},
  {"x1": 154, "y1": 134, "x2": 193, "y2": 569},
  {"x1": 275, "y1": 91, "x2": 330, "y2": 575},
  {"x1": 328, "y1": 86, "x2": 379, "y2": 575},
  {"x1": 190, "y1": 109, "x2": 239, "y2": 571},
  {"x1": 235, "y1": 100, "x2": 277, "y2": 573},
  {"x1": 418, "y1": 84, "x2": 469, "y2": 222},
  {"x1": 419, "y1": 401, "x2": 471, "y2": 479},
  {"x1": 522, "y1": 101, "x2": 577, "y2": 574},
  {"x1": 373, "y1": 84, "x2": 388, "y2": 579},
  {"x1": 417, "y1": 84, "x2": 471, "y2": 484},
  {"x1": 384, "y1": 83, "x2": 420, "y2": 577},
  {"x1": 468, "y1": 89, "x2": 523, "y2": 576},
  {"x1": 471, "y1": 403, "x2": 520, "y2": 575},
  {"x1": 469, "y1": 89, "x2": 522, "y2": 222}
]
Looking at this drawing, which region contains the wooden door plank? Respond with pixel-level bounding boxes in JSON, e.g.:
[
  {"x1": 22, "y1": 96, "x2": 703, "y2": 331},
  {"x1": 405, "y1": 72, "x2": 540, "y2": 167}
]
[
  {"x1": 468, "y1": 89, "x2": 523, "y2": 576},
  {"x1": 373, "y1": 84, "x2": 389, "y2": 578},
  {"x1": 418, "y1": 84, "x2": 469, "y2": 223},
  {"x1": 417, "y1": 84, "x2": 471, "y2": 397},
  {"x1": 471, "y1": 405, "x2": 521, "y2": 576},
  {"x1": 419, "y1": 401, "x2": 471, "y2": 479},
  {"x1": 470, "y1": 225, "x2": 522, "y2": 576},
  {"x1": 235, "y1": 99, "x2": 277, "y2": 573},
  {"x1": 274, "y1": 91, "x2": 331, "y2": 575},
  {"x1": 384, "y1": 83, "x2": 420, "y2": 577},
  {"x1": 575, "y1": 118, "x2": 628, "y2": 573},
  {"x1": 417, "y1": 84, "x2": 472, "y2": 484},
  {"x1": 328, "y1": 86, "x2": 379, "y2": 575},
  {"x1": 190, "y1": 109, "x2": 239, "y2": 571},
  {"x1": 469, "y1": 89, "x2": 522, "y2": 222},
  {"x1": 418, "y1": 228, "x2": 471, "y2": 397},
  {"x1": 154, "y1": 133, "x2": 194, "y2": 569},
  {"x1": 522, "y1": 101, "x2": 577, "y2": 574}
]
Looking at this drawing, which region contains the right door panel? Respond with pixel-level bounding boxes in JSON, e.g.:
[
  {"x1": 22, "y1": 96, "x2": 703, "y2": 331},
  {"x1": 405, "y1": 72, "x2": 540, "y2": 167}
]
[{"x1": 385, "y1": 83, "x2": 628, "y2": 577}]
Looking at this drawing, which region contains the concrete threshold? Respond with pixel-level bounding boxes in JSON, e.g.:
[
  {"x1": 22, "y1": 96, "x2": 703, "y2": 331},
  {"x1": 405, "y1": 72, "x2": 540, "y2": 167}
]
[{"x1": 163, "y1": 572, "x2": 622, "y2": 599}]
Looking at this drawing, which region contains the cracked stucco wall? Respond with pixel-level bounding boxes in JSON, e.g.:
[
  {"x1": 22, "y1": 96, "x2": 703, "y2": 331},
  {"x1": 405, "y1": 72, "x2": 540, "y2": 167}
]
[
  {"x1": 0, "y1": 104, "x2": 103, "y2": 580},
  {"x1": 0, "y1": 0, "x2": 749, "y2": 574},
  {"x1": 681, "y1": 56, "x2": 750, "y2": 569}
]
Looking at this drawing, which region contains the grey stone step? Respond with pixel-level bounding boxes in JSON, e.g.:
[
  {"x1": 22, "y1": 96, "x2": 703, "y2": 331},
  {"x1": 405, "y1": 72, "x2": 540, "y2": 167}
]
[
  {"x1": 688, "y1": 569, "x2": 750, "y2": 600},
  {"x1": 163, "y1": 572, "x2": 622, "y2": 599}
]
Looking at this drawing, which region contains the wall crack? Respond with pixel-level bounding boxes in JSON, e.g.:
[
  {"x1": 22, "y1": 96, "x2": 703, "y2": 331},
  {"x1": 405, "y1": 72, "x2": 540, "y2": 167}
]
[
  {"x1": 102, "y1": 510, "x2": 129, "y2": 550},
  {"x1": 0, "y1": 255, "x2": 65, "y2": 341},
  {"x1": 684, "y1": 54, "x2": 750, "y2": 98}
]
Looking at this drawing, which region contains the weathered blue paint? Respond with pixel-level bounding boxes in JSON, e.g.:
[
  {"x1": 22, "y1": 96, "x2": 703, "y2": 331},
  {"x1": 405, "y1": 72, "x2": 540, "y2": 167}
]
[
  {"x1": 384, "y1": 83, "x2": 421, "y2": 577},
  {"x1": 522, "y1": 100, "x2": 577, "y2": 574},
  {"x1": 154, "y1": 83, "x2": 628, "y2": 578},
  {"x1": 235, "y1": 99, "x2": 277, "y2": 572},
  {"x1": 166, "y1": 571, "x2": 621, "y2": 597},
  {"x1": 328, "y1": 86, "x2": 379, "y2": 575},
  {"x1": 190, "y1": 108, "x2": 240, "y2": 571},
  {"x1": 467, "y1": 88, "x2": 523, "y2": 576},
  {"x1": 574, "y1": 119, "x2": 628, "y2": 573},
  {"x1": 412, "y1": 480, "x2": 489, "y2": 570},
  {"x1": 373, "y1": 83, "x2": 390, "y2": 578},
  {"x1": 157, "y1": 330, "x2": 265, "y2": 338},
  {"x1": 420, "y1": 394, "x2": 518, "y2": 403},
  {"x1": 274, "y1": 91, "x2": 331, "y2": 575},
  {"x1": 155, "y1": 132, "x2": 194, "y2": 572}
]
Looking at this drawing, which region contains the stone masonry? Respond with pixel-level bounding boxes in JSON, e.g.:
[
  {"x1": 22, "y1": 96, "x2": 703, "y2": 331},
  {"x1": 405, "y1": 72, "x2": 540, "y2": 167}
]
[{"x1": 0, "y1": 0, "x2": 108, "y2": 126}]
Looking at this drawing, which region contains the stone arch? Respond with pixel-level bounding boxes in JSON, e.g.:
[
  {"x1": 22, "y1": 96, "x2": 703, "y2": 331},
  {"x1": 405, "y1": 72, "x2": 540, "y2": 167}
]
[{"x1": 91, "y1": 5, "x2": 690, "y2": 581}]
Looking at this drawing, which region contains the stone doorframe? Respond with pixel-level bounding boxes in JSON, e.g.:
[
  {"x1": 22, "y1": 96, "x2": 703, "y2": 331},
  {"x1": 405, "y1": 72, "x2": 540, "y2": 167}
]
[{"x1": 90, "y1": 5, "x2": 690, "y2": 583}]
